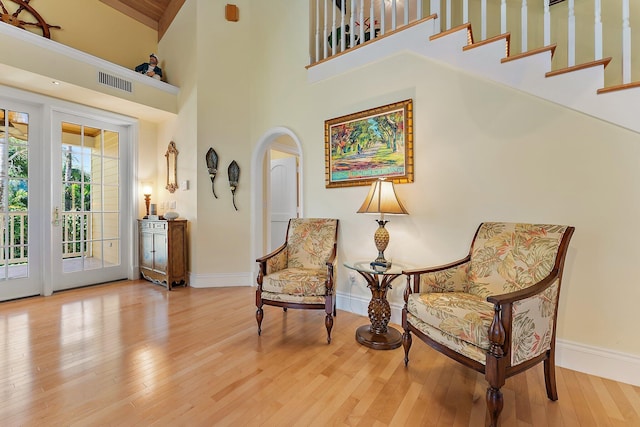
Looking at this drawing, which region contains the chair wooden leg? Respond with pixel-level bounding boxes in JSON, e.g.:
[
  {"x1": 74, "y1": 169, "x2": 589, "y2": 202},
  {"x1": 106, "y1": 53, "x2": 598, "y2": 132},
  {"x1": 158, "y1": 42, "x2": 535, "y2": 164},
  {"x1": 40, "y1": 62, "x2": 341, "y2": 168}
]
[
  {"x1": 486, "y1": 386, "x2": 504, "y2": 427},
  {"x1": 402, "y1": 330, "x2": 412, "y2": 366},
  {"x1": 325, "y1": 313, "x2": 333, "y2": 344},
  {"x1": 256, "y1": 307, "x2": 263, "y2": 336},
  {"x1": 544, "y1": 350, "x2": 559, "y2": 400}
]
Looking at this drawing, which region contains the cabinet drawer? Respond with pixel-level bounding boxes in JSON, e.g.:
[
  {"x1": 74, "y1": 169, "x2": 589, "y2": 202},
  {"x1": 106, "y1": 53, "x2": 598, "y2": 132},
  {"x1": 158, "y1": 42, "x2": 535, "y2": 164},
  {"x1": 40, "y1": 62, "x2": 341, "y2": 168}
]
[{"x1": 141, "y1": 221, "x2": 167, "y2": 230}]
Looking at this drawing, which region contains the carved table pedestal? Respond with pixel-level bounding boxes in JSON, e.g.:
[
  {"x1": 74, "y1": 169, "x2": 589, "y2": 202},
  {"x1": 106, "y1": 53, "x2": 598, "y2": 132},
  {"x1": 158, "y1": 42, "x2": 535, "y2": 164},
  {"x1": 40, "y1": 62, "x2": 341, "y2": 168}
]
[{"x1": 344, "y1": 261, "x2": 409, "y2": 350}]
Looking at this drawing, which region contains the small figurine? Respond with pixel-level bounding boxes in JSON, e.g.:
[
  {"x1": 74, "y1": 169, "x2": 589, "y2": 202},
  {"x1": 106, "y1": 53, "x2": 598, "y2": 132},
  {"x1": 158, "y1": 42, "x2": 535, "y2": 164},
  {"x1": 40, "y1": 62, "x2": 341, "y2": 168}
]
[{"x1": 135, "y1": 53, "x2": 163, "y2": 80}]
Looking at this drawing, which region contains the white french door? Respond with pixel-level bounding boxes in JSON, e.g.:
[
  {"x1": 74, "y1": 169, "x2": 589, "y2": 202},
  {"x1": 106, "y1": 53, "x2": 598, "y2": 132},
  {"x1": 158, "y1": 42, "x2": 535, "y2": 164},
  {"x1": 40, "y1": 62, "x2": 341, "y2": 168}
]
[
  {"x1": 50, "y1": 112, "x2": 130, "y2": 291},
  {"x1": 0, "y1": 101, "x2": 42, "y2": 301}
]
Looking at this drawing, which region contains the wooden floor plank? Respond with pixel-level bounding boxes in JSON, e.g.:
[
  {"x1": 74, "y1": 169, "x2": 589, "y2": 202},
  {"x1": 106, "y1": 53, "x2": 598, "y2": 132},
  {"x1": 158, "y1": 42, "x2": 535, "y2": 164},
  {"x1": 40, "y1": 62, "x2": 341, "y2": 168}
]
[{"x1": 0, "y1": 280, "x2": 639, "y2": 426}]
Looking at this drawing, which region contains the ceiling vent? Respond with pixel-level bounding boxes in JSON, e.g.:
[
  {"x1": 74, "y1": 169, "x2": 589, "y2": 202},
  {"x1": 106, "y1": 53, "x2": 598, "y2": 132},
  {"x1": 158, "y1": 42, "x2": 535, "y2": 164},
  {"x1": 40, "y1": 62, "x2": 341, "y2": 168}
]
[{"x1": 97, "y1": 71, "x2": 133, "y2": 93}]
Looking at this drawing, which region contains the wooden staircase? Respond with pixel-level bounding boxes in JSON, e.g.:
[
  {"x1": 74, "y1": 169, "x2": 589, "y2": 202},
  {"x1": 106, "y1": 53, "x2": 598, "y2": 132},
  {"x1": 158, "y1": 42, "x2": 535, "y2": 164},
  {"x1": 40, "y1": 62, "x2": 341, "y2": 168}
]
[{"x1": 308, "y1": 15, "x2": 640, "y2": 135}]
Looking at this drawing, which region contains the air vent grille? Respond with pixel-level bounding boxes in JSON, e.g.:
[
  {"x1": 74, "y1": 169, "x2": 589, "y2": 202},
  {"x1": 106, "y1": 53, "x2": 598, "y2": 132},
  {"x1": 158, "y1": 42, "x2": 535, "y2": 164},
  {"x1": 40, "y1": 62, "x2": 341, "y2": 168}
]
[{"x1": 98, "y1": 71, "x2": 133, "y2": 93}]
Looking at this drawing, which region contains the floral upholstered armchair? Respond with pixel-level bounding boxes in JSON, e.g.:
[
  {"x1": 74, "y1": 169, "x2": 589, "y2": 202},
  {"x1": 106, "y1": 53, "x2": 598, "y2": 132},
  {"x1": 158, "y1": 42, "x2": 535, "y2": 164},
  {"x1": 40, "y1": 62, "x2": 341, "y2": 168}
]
[
  {"x1": 256, "y1": 218, "x2": 339, "y2": 343},
  {"x1": 402, "y1": 222, "x2": 574, "y2": 427}
]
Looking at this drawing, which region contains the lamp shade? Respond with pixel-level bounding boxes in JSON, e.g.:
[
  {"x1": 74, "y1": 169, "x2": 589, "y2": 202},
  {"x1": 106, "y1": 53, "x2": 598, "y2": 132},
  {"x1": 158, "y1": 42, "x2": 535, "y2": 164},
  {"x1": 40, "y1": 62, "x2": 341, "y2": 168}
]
[
  {"x1": 142, "y1": 185, "x2": 153, "y2": 196},
  {"x1": 357, "y1": 179, "x2": 408, "y2": 215}
]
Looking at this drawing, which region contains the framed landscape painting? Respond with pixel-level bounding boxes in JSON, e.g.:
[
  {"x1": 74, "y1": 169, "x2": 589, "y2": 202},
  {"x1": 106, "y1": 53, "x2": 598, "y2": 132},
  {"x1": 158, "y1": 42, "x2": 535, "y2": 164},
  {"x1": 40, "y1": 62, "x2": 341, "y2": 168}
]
[{"x1": 325, "y1": 99, "x2": 413, "y2": 188}]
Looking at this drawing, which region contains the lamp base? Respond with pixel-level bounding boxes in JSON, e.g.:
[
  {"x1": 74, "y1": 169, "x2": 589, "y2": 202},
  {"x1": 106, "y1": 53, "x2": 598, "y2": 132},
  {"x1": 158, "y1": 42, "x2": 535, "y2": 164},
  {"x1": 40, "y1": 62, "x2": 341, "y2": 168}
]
[
  {"x1": 371, "y1": 220, "x2": 391, "y2": 271},
  {"x1": 370, "y1": 259, "x2": 391, "y2": 272}
]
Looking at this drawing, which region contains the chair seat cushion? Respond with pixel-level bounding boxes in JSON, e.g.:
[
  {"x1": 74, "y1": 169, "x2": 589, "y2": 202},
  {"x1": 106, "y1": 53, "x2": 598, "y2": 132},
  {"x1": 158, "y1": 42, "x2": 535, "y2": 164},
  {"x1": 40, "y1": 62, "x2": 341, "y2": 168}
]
[
  {"x1": 407, "y1": 292, "x2": 494, "y2": 350},
  {"x1": 262, "y1": 268, "x2": 327, "y2": 296}
]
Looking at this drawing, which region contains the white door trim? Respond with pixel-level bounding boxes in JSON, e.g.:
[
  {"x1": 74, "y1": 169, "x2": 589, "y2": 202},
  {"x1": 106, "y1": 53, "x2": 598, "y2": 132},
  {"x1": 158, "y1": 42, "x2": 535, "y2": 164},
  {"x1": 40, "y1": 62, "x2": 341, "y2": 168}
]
[{"x1": 250, "y1": 127, "x2": 303, "y2": 283}]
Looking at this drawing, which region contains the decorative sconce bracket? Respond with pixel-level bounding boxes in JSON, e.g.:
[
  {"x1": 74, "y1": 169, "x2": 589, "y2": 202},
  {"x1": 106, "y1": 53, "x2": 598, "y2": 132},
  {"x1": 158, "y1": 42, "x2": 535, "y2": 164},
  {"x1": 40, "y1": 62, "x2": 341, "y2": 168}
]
[
  {"x1": 206, "y1": 147, "x2": 219, "y2": 198},
  {"x1": 228, "y1": 160, "x2": 240, "y2": 211}
]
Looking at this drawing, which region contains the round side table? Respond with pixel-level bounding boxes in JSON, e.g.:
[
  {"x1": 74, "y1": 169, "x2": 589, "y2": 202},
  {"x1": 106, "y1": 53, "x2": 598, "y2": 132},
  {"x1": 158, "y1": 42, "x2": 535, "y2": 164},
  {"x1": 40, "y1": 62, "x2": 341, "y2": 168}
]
[{"x1": 344, "y1": 260, "x2": 409, "y2": 350}]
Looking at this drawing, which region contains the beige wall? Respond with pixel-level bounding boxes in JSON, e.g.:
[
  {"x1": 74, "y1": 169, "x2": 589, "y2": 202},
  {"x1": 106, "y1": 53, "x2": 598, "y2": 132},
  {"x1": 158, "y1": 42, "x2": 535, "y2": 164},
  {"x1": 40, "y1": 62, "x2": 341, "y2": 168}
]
[
  {"x1": 27, "y1": 0, "x2": 158, "y2": 70},
  {"x1": 240, "y1": 0, "x2": 640, "y2": 357},
  {"x1": 156, "y1": 0, "x2": 253, "y2": 274}
]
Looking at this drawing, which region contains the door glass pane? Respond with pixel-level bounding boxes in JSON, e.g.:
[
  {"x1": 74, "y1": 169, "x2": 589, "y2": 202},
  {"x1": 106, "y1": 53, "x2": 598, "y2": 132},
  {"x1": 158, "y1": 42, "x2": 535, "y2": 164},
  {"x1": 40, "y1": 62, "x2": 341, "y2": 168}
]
[
  {"x1": 0, "y1": 109, "x2": 29, "y2": 280},
  {"x1": 61, "y1": 122, "x2": 120, "y2": 273}
]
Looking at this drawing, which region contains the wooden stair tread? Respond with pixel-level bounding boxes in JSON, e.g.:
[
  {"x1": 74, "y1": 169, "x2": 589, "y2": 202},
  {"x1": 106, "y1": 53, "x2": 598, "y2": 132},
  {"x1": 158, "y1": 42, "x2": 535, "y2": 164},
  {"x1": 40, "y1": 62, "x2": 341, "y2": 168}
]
[
  {"x1": 598, "y1": 81, "x2": 640, "y2": 94},
  {"x1": 501, "y1": 44, "x2": 557, "y2": 63},
  {"x1": 545, "y1": 57, "x2": 612, "y2": 78}
]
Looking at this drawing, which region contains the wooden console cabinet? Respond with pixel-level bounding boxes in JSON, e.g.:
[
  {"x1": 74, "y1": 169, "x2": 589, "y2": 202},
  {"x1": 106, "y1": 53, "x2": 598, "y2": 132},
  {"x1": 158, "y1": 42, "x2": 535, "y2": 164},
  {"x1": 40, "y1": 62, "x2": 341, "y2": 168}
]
[{"x1": 139, "y1": 219, "x2": 188, "y2": 290}]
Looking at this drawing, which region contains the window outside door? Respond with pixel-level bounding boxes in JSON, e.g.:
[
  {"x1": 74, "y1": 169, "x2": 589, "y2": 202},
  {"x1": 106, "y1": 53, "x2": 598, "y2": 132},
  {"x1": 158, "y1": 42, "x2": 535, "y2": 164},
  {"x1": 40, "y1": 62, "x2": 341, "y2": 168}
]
[
  {"x1": 51, "y1": 112, "x2": 130, "y2": 291},
  {"x1": 0, "y1": 102, "x2": 42, "y2": 301}
]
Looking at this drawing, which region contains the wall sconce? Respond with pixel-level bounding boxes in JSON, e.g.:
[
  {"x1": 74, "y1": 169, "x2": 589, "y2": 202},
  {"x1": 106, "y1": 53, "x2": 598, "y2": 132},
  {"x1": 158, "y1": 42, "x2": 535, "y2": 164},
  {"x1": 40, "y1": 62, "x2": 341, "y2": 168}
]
[
  {"x1": 357, "y1": 178, "x2": 408, "y2": 270},
  {"x1": 228, "y1": 160, "x2": 240, "y2": 211},
  {"x1": 143, "y1": 184, "x2": 153, "y2": 218}
]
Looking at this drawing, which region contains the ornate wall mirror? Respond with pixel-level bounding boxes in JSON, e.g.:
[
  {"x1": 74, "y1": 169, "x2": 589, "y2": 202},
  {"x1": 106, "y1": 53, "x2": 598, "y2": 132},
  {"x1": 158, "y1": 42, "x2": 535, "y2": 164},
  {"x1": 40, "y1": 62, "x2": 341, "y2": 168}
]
[{"x1": 165, "y1": 141, "x2": 179, "y2": 193}]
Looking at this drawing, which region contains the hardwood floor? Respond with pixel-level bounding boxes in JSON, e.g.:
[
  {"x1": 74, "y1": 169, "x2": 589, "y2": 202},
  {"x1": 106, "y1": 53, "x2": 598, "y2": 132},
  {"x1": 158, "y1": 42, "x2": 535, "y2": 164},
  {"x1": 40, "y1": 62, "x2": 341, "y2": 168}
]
[{"x1": 1, "y1": 280, "x2": 639, "y2": 426}]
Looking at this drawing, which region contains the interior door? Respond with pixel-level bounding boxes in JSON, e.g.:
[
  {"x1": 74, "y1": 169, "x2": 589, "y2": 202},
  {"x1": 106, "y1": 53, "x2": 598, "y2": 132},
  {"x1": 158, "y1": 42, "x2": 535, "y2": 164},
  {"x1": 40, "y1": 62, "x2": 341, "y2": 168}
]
[
  {"x1": 0, "y1": 102, "x2": 42, "y2": 301},
  {"x1": 51, "y1": 112, "x2": 129, "y2": 291},
  {"x1": 270, "y1": 156, "x2": 298, "y2": 251}
]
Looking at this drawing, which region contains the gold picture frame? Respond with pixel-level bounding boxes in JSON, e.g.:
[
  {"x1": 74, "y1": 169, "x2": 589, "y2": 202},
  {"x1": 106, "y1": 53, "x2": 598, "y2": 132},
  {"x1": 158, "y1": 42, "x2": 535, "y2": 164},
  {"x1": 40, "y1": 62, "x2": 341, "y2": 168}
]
[{"x1": 324, "y1": 99, "x2": 413, "y2": 188}]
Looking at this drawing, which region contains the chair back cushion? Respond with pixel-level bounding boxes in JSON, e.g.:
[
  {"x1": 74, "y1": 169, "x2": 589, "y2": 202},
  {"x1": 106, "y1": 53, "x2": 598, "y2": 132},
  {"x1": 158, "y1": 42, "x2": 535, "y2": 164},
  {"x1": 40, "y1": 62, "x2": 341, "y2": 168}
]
[
  {"x1": 468, "y1": 222, "x2": 569, "y2": 297},
  {"x1": 287, "y1": 218, "x2": 338, "y2": 269}
]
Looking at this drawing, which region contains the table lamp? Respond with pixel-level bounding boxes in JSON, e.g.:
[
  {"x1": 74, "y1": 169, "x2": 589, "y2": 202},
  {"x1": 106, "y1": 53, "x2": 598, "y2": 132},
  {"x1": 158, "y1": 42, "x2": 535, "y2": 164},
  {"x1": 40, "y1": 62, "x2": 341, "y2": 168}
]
[
  {"x1": 143, "y1": 184, "x2": 152, "y2": 218},
  {"x1": 357, "y1": 178, "x2": 408, "y2": 270}
]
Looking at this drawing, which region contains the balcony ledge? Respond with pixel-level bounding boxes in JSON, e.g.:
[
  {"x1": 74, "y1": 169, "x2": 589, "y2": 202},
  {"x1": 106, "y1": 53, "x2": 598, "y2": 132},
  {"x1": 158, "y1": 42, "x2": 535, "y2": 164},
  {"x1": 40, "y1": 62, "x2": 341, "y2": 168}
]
[{"x1": 0, "y1": 23, "x2": 178, "y2": 123}]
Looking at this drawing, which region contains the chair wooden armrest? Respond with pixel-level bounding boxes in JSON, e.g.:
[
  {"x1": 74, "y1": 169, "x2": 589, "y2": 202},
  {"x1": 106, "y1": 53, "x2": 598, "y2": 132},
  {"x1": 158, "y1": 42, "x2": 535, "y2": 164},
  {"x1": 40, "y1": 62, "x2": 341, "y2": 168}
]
[
  {"x1": 402, "y1": 255, "x2": 471, "y2": 276},
  {"x1": 256, "y1": 242, "x2": 287, "y2": 264}
]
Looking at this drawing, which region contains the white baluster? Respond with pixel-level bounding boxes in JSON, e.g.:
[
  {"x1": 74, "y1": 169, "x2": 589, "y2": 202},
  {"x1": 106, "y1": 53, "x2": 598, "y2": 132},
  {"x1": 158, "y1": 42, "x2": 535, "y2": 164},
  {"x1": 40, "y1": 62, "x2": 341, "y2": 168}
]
[
  {"x1": 594, "y1": 0, "x2": 602, "y2": 60},
  {"x1": 623, "y1": 0, "x2": 631, "y2": 84},
  {"x1": 481, "y1": 0, "x2": 487, "y2": 40},
  {"x1": 404, "y1": 0, "x2": 409, "y2": 26},
  {"x1": 521, "y1": 0, "x2": 528, "y2": 52},
  {"x1": 501, "y1": 0, "x2": 507, "y2": 35},
  {"x1": 568, "y1": 0, "x2": 575, "y2": 66},
  {"x1": 446, "y1": 0, "x2": 451, "y2": 30},
  {"x1": 332, "y1": 0, "x2": 336, "y2": 56},
  {"x1": 340, "y1": 0, "x2": 346, "y2": 52},
  {"x1": 429, "y1": 0, "x2": 440, "y2": 18},
  {"x1": 323, "y1": 0, "x2": 328, "y2": 59},
  {"x1": 430, "y1": 0, "x2": 440, "y2": 30},
  {"x1": 391, "y1": 0, "x2": 396, "y2": 31},
  {"x1": 350, "y1": 0, "x2": 356, "y2": 47},
  {"x1": 544, "y1": 0, "x2": 550, "y2": 46},
  {"x1": 463, "y1": 0, "x2": 468, "y2": 23},
  {"x1": 379, "y1": 0, "x2": 385, "y2": 36},
  {"x1": 369, "y1": 0, "x2": 374, "y2": 42},
  {"x1": 359, "y1": 0, "x2": 364, "y2": 44},
  {"x1": 417, "y1": 0, "x2": 422, "y2": 20},
  {"x1": 315, "y1": 0, "x2": 320, "y2": 62}
]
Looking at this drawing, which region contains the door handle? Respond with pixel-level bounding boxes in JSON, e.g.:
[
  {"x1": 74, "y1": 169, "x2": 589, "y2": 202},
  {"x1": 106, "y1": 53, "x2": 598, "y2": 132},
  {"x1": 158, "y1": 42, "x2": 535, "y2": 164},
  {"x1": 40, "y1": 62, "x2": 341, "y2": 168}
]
[{"x1": 52, "y1": 207, "x2": 60, "y2": 226}]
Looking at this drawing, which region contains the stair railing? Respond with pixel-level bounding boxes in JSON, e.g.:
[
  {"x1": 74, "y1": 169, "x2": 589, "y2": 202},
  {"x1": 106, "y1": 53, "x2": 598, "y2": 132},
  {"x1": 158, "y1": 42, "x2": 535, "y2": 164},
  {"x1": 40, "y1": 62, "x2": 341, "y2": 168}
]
[{"x1": 310, "y1": 0, "x2": 637, "y2": 88}]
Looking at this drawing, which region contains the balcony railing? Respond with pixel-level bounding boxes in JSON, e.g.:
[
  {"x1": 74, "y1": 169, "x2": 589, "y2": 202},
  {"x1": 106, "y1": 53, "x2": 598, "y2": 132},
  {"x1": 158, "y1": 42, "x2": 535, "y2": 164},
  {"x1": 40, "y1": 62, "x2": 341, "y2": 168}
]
[
  {"x1": 1, "y1": 211, "x2": 88, "y2": 266},
  {"x1": 310, "y1": 0, "x2": 638, "y2": 87}
]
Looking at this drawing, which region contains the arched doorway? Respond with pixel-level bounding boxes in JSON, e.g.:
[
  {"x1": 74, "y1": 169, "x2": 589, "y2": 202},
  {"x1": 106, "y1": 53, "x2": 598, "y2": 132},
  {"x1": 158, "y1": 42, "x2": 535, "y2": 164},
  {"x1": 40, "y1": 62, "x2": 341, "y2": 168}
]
[{"x1": 250, "y1": 127, "x2": 303, "y2": 280}]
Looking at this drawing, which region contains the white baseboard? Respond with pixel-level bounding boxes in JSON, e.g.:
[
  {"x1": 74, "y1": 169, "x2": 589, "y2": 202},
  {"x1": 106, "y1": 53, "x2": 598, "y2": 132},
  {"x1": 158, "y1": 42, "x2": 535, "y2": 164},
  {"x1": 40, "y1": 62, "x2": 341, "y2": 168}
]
[
  {"x1": 336, "y1": 291, "x2": 640, "y2": 387},
  {"x1": 556, "y1": 339, "x2": 640, "y2": 387},
  {"x1": 189, "y1": 272, "x2": 252, "y2": 288}
]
